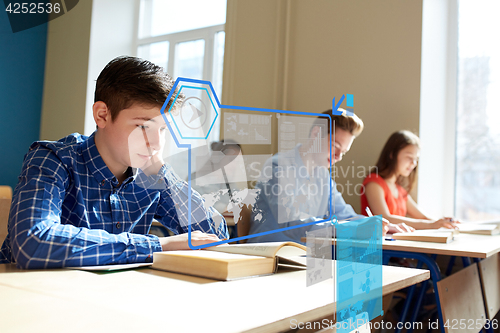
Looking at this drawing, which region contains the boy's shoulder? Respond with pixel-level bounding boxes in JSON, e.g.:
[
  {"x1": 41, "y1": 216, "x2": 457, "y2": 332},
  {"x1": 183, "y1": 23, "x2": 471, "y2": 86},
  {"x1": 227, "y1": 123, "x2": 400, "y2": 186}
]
[
  {"x1": 29, "y1": 133, "x2": 88, "y2": 154},
  {"x1": 24, "y1": 133, "x2": 91, "y2": 167}
]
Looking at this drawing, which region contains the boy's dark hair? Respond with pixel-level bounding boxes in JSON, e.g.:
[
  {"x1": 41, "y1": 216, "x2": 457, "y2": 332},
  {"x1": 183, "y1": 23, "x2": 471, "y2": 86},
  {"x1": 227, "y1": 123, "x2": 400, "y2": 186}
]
[
  {"x1": 371, "y1": 130, "x2": 420, "y2": 192},
  {"x1": 94, "y1": 56, "x2": 184, "y2": 120},
  {"x1": 310, "y1": 109, "x2": 364, "y2": 137}
]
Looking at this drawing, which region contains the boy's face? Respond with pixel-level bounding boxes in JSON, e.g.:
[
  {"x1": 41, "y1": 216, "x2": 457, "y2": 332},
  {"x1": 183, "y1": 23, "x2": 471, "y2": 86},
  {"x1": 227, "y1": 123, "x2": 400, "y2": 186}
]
[
  {"x1": 98, "y1": 103, "x2": 168, "y2": 173},
  {"x1": 313, "y1": 127, "x2": 355, "y2": 169}
]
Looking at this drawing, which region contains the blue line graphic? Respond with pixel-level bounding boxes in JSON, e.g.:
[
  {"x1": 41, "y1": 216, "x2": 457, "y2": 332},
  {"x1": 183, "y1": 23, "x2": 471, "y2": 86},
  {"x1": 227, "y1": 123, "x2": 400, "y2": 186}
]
[
  {"x1": 346, "y1": 94, "x2": 354, "y2": 108},
  {"x1": 168, "y1": 86, "x2": 219, "y2": 139},
  {"x1": 332, "y1": 94, "x2": 355, "y2": 116},
  {"x1": 159, "y1": 77, "x2": 336, "y2": 249}
]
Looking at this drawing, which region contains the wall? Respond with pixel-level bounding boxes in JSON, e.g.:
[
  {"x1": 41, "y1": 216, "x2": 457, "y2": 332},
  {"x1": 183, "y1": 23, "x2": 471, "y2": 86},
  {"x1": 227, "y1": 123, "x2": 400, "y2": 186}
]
[
  {"x1": 0, "y1": 0, "x2": 133, "y2": 188},
  {"x1": 84, "y1": 0, "x2": 137, "y2": 135},
  {"x1": 0, "y1": 11, "x2": 47, "y2": 189},
  {"x1": 223, "y1": 0, "x2": 423, "y2": 213},
  {"x1": 39, "y1": 0, "x2": 93, "y2": 140},
  {"x1": 1, "y1": 0, "x2": 427, "y2": 212}
]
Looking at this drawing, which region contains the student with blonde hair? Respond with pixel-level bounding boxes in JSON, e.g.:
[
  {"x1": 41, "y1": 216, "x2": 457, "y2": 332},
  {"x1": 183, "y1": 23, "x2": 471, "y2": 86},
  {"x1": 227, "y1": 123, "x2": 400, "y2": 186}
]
[
  {"x1": 361, "y1": 130, "x2": 458, "y2": 229},
  {"x1": 247, "y1": 111, "x2": 412, "y2": 244}
]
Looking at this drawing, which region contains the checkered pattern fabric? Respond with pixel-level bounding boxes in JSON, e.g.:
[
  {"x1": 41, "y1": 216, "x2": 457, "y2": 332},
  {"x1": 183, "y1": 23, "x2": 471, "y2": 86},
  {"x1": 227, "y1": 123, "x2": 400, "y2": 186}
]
[{"x1": 0, "y1": 133, "x2": 228, "y2": 268}]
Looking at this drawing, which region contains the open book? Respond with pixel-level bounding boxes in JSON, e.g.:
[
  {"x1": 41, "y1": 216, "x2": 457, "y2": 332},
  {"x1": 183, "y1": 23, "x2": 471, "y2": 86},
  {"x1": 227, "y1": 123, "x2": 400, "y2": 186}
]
[
  {"x1": 390, "y1": 229, "x2": 456, "y2": 243},
  {"x1": 152, "y1": 242, "x2": 307, "y2": 281}
]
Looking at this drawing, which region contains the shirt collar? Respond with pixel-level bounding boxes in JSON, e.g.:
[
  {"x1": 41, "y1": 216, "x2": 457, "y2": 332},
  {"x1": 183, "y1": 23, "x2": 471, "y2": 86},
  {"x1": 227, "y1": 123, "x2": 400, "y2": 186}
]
[{"x1": 82, "y1": 133, "x2": 136, "y2": 187}]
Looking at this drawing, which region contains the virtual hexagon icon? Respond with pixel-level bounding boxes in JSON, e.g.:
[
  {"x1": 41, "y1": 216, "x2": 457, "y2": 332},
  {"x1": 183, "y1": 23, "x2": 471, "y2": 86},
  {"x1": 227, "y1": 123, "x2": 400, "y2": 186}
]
[{"x1": 166, "y1": 78, "x2": 219, "y2": 140}]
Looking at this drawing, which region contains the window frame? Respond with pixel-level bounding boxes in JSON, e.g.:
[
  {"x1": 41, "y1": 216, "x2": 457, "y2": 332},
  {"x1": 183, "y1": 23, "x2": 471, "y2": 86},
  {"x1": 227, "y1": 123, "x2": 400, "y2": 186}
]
[
  {"x1": 132, "y1": 0, "x2": 226, "y2": 145},
  {"x1": 131, "y1": 0, "x2": 227, "y2": 166},
  {"x1": 418, "y1": 0, "x2": 458, "y2": 217},
  {"x1": 133, "y1": 24, "x2": 225, "y2": 84}
]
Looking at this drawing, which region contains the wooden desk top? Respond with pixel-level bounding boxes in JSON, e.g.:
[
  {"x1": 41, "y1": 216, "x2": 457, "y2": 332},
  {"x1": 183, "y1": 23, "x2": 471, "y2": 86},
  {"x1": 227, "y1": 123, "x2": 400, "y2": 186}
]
[
  {"x1": 304, "y1": 233, "x2": 500, "y2": 259},
  {"x1": 0, "y1": 263, "x2": 428, "y2": 333},
  {"x1": 382, "y1": 233, "x2": 500, "y2": 258}
]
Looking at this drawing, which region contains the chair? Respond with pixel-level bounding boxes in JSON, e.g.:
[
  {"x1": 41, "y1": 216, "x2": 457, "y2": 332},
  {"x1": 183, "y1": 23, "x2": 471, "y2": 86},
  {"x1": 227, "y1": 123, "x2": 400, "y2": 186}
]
[{"x1": 0, "y1": 186, "x2": 13, "y2": 244}]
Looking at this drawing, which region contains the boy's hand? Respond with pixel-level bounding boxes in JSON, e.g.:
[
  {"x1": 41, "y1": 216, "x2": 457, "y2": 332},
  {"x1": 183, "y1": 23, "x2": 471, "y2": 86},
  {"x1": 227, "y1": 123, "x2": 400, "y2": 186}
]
[
  {"x1": 384, "y1": 221, "x2": 414, "y2": 234},
  {"x1": 381, "y1": 218, "x2": 390, "y2": 236},
  {"x1": 141, "y1": 153, "x2": 165, "y2": 176},
  {"x1": 377, "y1": 218, "x2": 415, "y2": 236},
  {"x1": 159, "y1": 231, "x2": 221, "y2": 251}
]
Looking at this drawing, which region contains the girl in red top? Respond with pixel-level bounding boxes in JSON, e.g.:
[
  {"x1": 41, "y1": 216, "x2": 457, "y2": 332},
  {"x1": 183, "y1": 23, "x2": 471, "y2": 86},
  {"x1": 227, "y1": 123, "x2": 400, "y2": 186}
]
[{"x1": 361, "y1": 130, "x2": 459, "y2": 229}]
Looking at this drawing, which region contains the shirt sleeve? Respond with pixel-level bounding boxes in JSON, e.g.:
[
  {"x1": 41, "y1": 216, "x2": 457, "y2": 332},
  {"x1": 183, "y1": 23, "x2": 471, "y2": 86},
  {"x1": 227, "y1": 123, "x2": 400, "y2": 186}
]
[
  {"x1": 151, "y1": 164, "x2": 229, "y2": 240},
  {"x1": 253, "y1": 159, "x2": 340, "y2": 241},
  {"x1": 330, "y1": 179, "x2": 364, "y2": 221},
  {"x1": 280, "y1": 178, "x2": 363, "y2": 241},
  {"x1": 9, "y1": 146, "x2": 162, "y2": 269}
]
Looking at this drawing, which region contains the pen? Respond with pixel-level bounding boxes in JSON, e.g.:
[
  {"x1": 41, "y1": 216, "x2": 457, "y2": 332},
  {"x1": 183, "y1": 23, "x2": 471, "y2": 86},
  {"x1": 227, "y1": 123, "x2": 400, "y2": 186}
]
[
  {"x1": 365, "y1": 207, "x2": 373, "y2": 217},
  {"x1": 366, "y1": 207, "x2": 396, "y2": 241}
]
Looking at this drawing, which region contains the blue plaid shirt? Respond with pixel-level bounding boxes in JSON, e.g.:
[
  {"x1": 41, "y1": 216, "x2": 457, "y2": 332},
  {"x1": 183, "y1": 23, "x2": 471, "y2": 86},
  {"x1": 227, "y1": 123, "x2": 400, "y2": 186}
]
[{"x1": 0, "y1": 133, "x2": 228, "y2": 269}]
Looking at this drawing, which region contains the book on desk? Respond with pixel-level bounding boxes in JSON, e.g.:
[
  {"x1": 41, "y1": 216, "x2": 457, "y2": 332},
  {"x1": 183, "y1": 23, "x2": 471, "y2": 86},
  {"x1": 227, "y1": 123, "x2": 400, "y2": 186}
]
[
  {"x1": 389, "y1": 221, "x2": 500, "y2": 243},
  {"x1": 152, "y1": 242, "x2": 307, "y2": 281},
  {"x1": 390, "y1": 229, "x2": 456, "y2": 243},
  {"x1": 455, "y1": 221, "x2": 500, "y2": 235}
]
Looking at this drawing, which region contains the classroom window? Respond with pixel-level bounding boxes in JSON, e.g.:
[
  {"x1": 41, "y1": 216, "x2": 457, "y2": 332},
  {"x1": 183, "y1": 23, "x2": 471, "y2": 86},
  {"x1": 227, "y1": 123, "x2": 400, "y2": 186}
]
[
  {"x1": 136, "y1": 0, "x2": 227, "y2": 144},
  {"x1": 455, "y1": 0, "x2": 500, "y2": 221}
]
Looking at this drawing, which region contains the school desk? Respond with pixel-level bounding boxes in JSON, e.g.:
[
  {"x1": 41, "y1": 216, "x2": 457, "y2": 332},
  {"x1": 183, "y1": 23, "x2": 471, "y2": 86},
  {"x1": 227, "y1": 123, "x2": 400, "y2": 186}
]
[
  {"x1": 305, "y1": 234, "x2": 500, "y2": 333},
  {"x1": 382, "y1": 234, "x2": 500, "y2": 333},
  {"x1": 0, "y1": 263, "x2": 429, "y2": 333}
]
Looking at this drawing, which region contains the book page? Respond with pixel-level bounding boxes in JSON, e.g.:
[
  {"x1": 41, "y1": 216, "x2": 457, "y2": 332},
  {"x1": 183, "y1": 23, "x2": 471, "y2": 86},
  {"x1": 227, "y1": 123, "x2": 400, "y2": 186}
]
[
  {"x1": 207, "y1": 242, "x2": 306, "y2": 258},
  {"x1": 409, "y1": 229, "x2": 458, "y2": 235},
  {"x1": 469, "y1": 220, "x2": 500, "y2": 226},
  {"x1": 457, "y1": 224, "x2": 498, "y2": 232},
  {"x1": 391, "y1": 229, "x2": 454, "y2": 243},
  {"x1": 164, "y1": 250, "x2": 266, "y2": 260}
]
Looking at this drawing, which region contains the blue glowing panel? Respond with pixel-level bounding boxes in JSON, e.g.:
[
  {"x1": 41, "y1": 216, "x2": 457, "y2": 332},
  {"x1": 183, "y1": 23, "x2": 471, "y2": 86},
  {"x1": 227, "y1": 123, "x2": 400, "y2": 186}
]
[{"x1": 336, "y1": 216, "x2": 383, "y2": 333}]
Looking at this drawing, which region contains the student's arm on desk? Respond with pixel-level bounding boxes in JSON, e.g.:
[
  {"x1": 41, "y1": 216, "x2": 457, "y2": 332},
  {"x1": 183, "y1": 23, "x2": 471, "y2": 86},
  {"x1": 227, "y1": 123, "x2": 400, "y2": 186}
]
[
  {"x1": 280, "y1": 180, "x2": 368, "y2": 241},
  {"x1": 8, "y1": 147, "x2": 167, "y2": 269},
  {"x1": 364, "y1": 182, "x2": 457, "y2": 230},
  {"x1": 250, "y1": 161, "x2": 316, "y2": 241},
  {"x1": 384, "y1": 221, "x2": 414, "y2": 234}
]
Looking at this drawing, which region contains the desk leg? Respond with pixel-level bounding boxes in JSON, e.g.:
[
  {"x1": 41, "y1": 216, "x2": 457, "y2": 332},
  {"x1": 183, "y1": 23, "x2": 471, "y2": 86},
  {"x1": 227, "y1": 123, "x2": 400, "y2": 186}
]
[
  {"x1": 406, "y1": 254, "x2": 437, "y2": 333},
  {"x1": 407, "y1": 279, "x2": 430, "y2": 333},
  {"x1": 445, "y1": 256, "x2": 456, "y2": 276},
  {"x1": 395, "y1": 283, "x2": 417, "y2": 333},
  {"x1": 383, "y1": 251, "x2": 445, "y2": 333},
  {"x1": 394, "y1": 260, "x2": 426, "y2": 333},
  {"x1": 462, "y1": 257, "x2": 472, "y2": 267}
]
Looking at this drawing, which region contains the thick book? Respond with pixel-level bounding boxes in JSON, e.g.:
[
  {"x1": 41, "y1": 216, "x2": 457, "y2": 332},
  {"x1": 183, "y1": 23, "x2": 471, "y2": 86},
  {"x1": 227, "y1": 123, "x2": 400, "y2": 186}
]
[
  {"x1": 390, "y1": 230, "x2": 456, "y2": 243},
  {"x1": 152, "y1": 242, "x2": 307, "y2": 281}
]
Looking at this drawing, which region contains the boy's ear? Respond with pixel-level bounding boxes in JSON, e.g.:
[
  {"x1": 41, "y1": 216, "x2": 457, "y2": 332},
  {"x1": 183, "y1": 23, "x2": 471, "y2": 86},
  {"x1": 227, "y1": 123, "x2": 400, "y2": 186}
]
[{"x1": 93, "y1": 101, "x2": 111, "y2": 128}]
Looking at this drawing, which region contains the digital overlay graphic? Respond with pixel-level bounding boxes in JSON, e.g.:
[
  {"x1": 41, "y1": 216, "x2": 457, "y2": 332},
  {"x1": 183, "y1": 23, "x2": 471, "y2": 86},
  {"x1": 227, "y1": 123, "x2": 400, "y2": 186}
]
[{"x1": 159, "y1": 77, "x2": 336, "y2": 249}]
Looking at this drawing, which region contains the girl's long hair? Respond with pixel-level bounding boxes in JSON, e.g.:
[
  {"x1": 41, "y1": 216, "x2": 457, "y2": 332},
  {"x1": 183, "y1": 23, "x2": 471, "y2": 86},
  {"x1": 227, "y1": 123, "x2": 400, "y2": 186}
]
[{"x1": 370, "y1": 130, "x2": 420, "y2": 192}]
